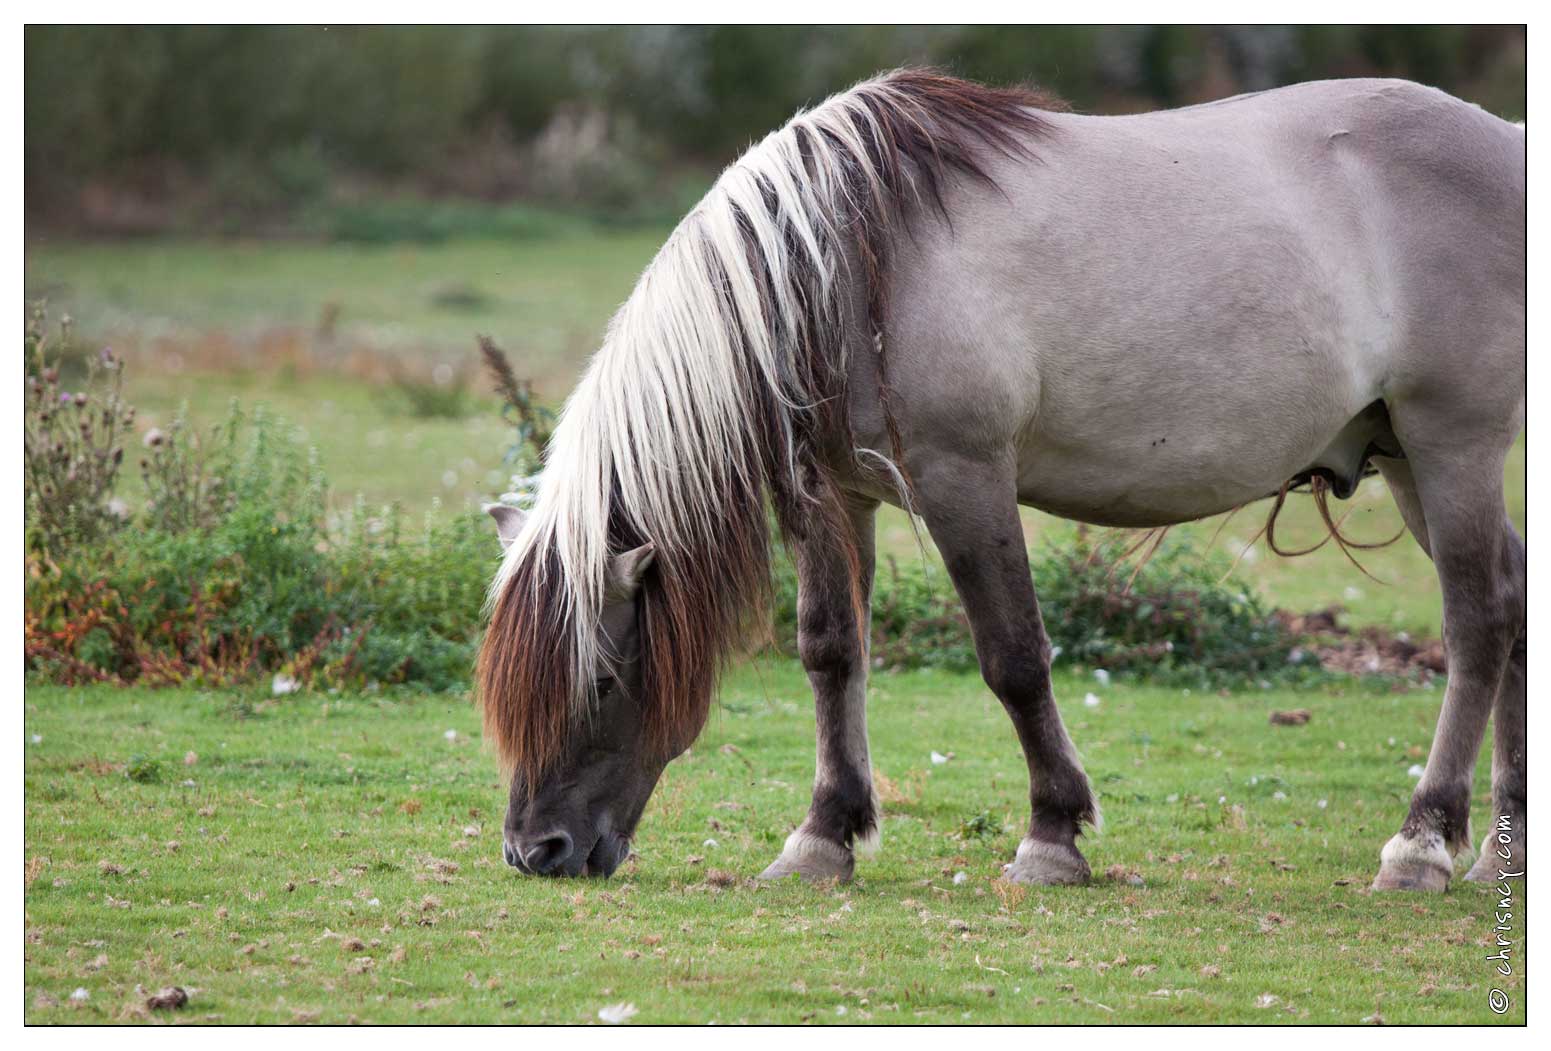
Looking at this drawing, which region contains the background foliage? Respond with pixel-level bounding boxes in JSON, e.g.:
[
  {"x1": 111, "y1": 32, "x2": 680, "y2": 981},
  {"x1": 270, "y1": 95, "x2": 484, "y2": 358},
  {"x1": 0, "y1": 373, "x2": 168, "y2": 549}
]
[{"x1": 27, "y1": 25, "x2": 1526, "y2": 234}]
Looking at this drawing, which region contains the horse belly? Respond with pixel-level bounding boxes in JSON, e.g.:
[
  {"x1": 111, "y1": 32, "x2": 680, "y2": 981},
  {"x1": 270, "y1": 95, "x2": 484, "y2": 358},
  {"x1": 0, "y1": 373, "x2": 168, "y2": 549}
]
[
  {"x1": 1012, "y1": 429, "x2": 1313, "y2": 528},
  {"x1": 1008, "y1": 322, "x2": 1377, "y2": 528}
]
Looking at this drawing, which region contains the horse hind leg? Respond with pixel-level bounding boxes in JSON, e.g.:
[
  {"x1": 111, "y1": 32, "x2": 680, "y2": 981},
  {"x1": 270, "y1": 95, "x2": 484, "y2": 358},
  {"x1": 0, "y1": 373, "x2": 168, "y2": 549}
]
[
  {"x1": 1377, "y1": 456, "x2": 1526, "y2": 883},
  {"x1": 1464, "y1": 534, "x2": 1526, "y2": 882},
  {"x1": 757, "y1": 494, "x2": 880, "y2": 883},
  {"x1": 1372, "y1": 440, "x2": 1524, "y2": 891}
]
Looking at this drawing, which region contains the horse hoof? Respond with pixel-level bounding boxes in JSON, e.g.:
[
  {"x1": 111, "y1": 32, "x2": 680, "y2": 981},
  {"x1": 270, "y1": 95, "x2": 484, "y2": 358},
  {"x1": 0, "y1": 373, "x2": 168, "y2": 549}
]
[
  {"x1": 1463, "y1": 830, "x2": 1525, "y2": 883},
  {"x1": 1002, "y1": 837, "x2": 1090, "y2": 886},
  {"x1": 756, "y1": 830, "x2": 854, "y2": 883},
  {"x1": 1372, "y1": 833, "x2": 1451, "y2": 892}
]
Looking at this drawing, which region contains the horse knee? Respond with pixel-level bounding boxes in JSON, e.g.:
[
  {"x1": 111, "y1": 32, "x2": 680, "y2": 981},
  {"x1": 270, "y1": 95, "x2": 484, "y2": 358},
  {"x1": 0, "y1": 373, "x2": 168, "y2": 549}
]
[
  {"x1": 979, "y1": 648, "x2": 1050, "y2": 701},
  {"x1": 797, "y1": 611, "x2": 860, "y2": 687}
]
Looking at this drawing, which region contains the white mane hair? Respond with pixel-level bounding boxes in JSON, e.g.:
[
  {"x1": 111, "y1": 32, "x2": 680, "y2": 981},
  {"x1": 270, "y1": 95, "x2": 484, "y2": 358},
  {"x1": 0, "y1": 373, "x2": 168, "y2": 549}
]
[{"x1": 484, "y1": 69, "x2": 1052, "y2": 721}]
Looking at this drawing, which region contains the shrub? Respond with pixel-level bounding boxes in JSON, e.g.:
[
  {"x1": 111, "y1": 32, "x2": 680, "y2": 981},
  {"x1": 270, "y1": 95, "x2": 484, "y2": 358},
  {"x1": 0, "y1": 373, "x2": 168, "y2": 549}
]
[
  {"x1": 1030, "y1": 534, "x2": 1304, "y2": 687},
  {"x1": 138, "y1": 400, "x2": 242, "y2": 533},
  {"x1": 24, "y1": 325, "x2": 498, "y2": 693},
  {"x1": 23, "y1": 306, "x2": 132, "y2": 554},
  {"x1": 771, "y1": 531, "x2": 1308, "y2": 689}
]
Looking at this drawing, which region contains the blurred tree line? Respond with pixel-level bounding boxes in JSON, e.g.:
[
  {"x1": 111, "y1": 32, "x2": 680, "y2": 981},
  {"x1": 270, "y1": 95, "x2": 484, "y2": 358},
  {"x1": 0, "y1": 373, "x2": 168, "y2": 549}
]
[{"x1": 26, "y1": 25, "x2": 1525, "y2": 235}]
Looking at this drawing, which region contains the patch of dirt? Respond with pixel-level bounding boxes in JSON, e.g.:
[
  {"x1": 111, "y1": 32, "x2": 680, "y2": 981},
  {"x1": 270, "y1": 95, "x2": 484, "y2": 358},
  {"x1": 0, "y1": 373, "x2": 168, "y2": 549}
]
[
  {"x1": 146, "y1": 987, "x2": 188, "y2": 1011},
  {"x1": 1277, "y1": 606, "x2": 1445, "y2": 682}
]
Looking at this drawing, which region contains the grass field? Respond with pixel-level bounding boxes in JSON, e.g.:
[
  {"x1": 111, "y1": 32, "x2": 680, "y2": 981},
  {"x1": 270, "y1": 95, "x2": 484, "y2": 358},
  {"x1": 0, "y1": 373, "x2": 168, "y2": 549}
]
[
  {"x1": 25, "y1": 231, "x2": 667, "y2": 381},
  {"x1": 25, "y1": 234, "x2": 1526, "y2": 637},
  {"x1": 24, "y1": 666, "x2": 1521, "y2": 1024}
]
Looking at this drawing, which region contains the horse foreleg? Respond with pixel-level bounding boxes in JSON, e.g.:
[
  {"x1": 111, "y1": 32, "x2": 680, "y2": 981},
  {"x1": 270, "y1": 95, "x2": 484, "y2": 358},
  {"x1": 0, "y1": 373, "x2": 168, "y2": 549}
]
[
  {"x1": 1374, "y1": 446, "x2": 1523, "y2": 891},
  {"x1": 758, "y1": 494, "x2": 879, "y2": 882},
  {"x1": 915, "y1": 454, "x2": 1098, "y2": 884}
]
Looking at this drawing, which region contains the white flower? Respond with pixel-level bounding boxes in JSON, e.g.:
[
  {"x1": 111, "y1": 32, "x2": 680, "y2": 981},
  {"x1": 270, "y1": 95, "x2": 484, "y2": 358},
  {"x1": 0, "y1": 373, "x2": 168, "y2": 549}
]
[
  {"x1": 930, "y1": 751, "x2": 949, "y2": 765},
  {"x1": 70, "y1": 988, "x2": 90, "y2": 1002},
  {"x1": 1407, "y1": 764, "x2": 1425, "y2": 779},
  {"x1": 702, "y1": 838, "x2": 719, "y2": 849},
  {"x1": 271, "y1": 674, "x2": 299, "y2": 696},
  {"x1": 29, "y1": 734, "x2": 41, "y2": 745},
  {"x1": 1083, "y1": 692, "x2": 1101, "y2": 709},
  {"x1": 952, "y1": 871, "x2": 968, "y2": 885},
  {"x1": 598, "y1": 1002, "x2": 638, "y2": 1025},
  {"x1": 444, "y1": 729, "x2": 458, "y2": 741},
  {"x1": 1317, "y1": 799, "x2": 1328, "y2": 809},
  {"x1": 1093, "y1": 669, "x2": 1111, "y2": 686}
]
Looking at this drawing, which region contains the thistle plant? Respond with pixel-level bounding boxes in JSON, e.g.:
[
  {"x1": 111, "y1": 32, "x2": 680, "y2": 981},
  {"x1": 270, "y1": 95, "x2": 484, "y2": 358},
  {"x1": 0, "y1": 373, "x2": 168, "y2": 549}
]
[
  {"x1": 138, "y1": 399, "x2": 242, "y2": 535},
  {"x1": 478, "y1": 334, "x2": 553, "y2": 509},
  {"x1": 23, "y1": 304, "x2": 131, "y2": 552}
]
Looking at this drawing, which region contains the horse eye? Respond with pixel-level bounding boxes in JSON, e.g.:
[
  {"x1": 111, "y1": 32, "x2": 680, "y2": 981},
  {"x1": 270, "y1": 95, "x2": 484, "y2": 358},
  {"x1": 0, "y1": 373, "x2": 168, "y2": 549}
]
[{"x1": 593, "y1": 678, "x2": 616, "y2": 699}]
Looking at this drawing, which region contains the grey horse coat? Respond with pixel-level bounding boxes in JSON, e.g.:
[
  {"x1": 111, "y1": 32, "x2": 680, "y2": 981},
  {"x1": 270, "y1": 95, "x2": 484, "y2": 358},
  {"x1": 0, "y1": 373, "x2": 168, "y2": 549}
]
[{"x1": 480, "y1": 72, "x2": 1524, "y2": 892}]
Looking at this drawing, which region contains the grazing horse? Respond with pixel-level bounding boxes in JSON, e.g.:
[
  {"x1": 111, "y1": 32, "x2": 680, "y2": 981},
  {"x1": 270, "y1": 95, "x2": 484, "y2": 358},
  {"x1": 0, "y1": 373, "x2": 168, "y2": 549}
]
[{"x1": 479, "y1": 70, "x2": 1525, "y2": 890}]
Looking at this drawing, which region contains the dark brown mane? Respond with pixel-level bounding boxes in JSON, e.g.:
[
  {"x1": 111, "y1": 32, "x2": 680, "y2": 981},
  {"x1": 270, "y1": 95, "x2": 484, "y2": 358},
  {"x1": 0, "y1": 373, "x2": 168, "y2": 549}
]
[{"x1": 477, "y1": 70, "x2": 1061, "y2": 789}]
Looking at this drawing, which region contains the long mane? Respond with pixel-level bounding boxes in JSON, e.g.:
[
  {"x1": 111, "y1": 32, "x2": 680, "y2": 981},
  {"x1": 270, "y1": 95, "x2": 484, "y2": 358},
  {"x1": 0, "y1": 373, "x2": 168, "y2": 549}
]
[{"x1": 478, "y1": 69, "x2": 1058, "y2": 785}]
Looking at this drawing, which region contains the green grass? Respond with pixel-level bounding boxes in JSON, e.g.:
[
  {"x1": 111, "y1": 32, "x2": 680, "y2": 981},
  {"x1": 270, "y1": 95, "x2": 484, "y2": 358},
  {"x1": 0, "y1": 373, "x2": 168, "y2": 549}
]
[
  {"x1": 25, "y1": 666, "x2": 1522, "y2": 1024},
  {"x1": 117, "y1": 372, "x2": 519, "y2": 526},
  {"x1": 26, "y1": 231, "x2": 669, "y2": 382}
]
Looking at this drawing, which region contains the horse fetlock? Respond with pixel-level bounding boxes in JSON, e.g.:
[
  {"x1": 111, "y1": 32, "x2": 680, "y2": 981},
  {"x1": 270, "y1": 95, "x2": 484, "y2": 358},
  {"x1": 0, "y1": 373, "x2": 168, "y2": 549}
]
[
  {"x1": 757, "y1": 827, "x2": 855, "y2": 883},
  {"x1": 1372, "y1": 830, "x2": 1453, "y2": 892},
  {"x1": 1002, "y1": 836, "x2": 1091, "y2": 886}
]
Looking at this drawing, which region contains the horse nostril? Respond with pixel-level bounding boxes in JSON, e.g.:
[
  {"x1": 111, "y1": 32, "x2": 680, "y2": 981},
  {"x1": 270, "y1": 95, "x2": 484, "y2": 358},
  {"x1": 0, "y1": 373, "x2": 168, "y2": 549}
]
[
  {"x1": 521, "y1": 831, "x2": 574, "y2": 874},
  {"x1": 502, "y1": 840, "x2": 521, "y2": 869}
]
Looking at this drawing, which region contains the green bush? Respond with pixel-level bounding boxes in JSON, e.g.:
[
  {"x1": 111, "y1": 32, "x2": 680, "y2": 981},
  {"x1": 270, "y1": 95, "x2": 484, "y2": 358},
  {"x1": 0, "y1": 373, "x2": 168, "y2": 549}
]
[
  {"x1": 771, "y1": 532, "x2": 1311, "y2": 689},
  {"x1": 26, "y1": 383, "x2": 498, "y2": 693}
]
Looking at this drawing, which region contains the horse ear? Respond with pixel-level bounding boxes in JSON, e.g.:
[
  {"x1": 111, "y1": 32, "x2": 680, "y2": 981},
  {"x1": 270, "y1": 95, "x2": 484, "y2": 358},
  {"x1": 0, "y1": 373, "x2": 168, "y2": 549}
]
[
  {"x1": 605, "y1": 543, "x2": 656, "y2": 601},
  {"x1": 484, "y1": 503, "x2": 528, "y2": 550}
]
